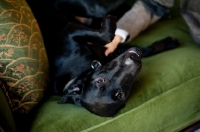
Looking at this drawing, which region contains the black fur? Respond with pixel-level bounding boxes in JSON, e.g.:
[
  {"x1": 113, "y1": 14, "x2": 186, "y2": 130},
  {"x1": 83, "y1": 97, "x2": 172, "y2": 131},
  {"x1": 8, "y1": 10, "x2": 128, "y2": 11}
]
[{"x1": 27, "y1": 0, "x2": 179, "y2": 117}]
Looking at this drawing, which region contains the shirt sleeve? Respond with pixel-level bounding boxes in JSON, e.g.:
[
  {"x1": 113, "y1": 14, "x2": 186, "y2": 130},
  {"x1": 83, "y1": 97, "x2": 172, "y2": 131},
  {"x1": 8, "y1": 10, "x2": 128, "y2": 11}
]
[
  {"x1": 116, "y1": 0, "x2": 161, "y2": 42},
  {"x1": 115, "y1": 28, "x2": 129, "y2": 43}
]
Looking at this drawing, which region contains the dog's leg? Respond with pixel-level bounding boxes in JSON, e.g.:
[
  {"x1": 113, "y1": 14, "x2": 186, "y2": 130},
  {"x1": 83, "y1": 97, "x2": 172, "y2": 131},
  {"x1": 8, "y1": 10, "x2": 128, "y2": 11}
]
[
  {"x1": 64, "y1": 15, "x2": 117, "y2": 46},
  {"x1": 55, "y1": 0, "x2": 126, "y2": 18},
  {"x1": 106, "y1": 37, "x2": 180, "y2": 61},
  {"x1": 141, "y1": 37, "x2": 180, "y2": 57}
]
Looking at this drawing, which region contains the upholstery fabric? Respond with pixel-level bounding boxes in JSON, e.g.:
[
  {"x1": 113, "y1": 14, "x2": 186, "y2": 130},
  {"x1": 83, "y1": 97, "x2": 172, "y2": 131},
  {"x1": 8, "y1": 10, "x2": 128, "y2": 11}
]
[
  {"x1": 0, "y1": 0, "x2": 199, "y2": 131},
  {"x1": 0, "y1": 0, "x2": 49, "y2": 113},
  {"x1": 29, "y1": 0, "x2": 200, "y2": 132},
  {"x1": 0, "y1": 88, "x2": 16, "y2": 132}
]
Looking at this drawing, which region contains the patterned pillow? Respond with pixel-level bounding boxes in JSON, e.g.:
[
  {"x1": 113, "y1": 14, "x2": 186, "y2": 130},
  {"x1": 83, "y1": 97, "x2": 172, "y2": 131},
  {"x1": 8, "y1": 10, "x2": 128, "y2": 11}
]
[{"x1": 0, "y1": 0, "x2": 49, "y2": 113}]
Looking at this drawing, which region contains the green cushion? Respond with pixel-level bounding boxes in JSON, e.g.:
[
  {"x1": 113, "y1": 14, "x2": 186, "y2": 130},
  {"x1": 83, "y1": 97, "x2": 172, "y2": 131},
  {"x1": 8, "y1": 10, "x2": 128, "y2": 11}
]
[
  {"x1": 29, "y1": 1, "x2": 200, "y2": 132},
  {"x1": 0, "y1": 0, "x2": 49, "y2": 113}
]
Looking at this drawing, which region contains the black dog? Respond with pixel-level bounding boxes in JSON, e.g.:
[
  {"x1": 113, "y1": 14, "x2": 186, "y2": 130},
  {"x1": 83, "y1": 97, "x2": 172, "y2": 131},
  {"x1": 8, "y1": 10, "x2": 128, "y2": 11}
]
[{"x1": 27, "y1": 0, "x2": 179, "y2": 117}]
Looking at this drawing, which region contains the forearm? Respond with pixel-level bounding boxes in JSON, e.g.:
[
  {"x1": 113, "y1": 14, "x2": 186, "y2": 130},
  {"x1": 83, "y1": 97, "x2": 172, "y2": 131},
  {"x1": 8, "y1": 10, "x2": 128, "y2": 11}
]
[
  {"x1": 117, "y1": 0, "x2": 160, "y2": 42},
  {"x1": 104, "y1": 0, "x2": 175, "y2": 56},
  {"x1": 153, "y1": 0, "x2": 174, "y2": 8},
  {"x1": 117, "y1": 0, "x2": 175, "y2": 42}
]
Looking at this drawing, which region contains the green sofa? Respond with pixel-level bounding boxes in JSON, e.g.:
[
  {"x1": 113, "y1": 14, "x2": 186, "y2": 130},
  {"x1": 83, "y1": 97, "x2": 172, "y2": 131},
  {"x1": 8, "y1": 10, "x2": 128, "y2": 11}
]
[{"x1": 1, "y1": 0, "x2": 200, "y2": 132}]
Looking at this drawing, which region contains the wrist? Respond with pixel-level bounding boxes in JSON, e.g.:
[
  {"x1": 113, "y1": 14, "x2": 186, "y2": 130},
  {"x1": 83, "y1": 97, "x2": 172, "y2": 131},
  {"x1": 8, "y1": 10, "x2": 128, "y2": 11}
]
[
  {"x1": 115, "y1": 28, "x2": 129, "y2": 43},
  {"x1": 112, "y1": 35, "x2": 122, "y2": 47},
  {"x1": 114, "y1": 35, "x2": 122, "y2": 43}
]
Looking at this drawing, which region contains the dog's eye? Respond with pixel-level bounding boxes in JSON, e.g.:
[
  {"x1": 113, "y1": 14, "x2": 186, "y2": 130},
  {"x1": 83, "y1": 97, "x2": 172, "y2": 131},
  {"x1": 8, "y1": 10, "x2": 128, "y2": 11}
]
[
  {"x1": 95, "y1": 77, "x2": 106, "y2": 86},
  {"x1": 95, "y1": 77, "x2": 107, "y2": 92},
  {"x1": 96, "y1": 78, "x2": 105, "y2": 84}
]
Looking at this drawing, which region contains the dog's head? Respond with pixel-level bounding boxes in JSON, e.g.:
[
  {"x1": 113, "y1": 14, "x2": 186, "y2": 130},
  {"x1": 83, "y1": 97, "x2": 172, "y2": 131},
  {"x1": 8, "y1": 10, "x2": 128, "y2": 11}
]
[{"x1": 59, "y1": 47, "x2": 142, "y2": 117}]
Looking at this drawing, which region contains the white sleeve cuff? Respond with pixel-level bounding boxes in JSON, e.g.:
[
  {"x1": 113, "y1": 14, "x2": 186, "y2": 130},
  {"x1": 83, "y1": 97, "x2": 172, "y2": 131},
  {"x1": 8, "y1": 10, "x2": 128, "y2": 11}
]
[{"x1": 115, "y1": 28, "x2": 129, "y2": 43}]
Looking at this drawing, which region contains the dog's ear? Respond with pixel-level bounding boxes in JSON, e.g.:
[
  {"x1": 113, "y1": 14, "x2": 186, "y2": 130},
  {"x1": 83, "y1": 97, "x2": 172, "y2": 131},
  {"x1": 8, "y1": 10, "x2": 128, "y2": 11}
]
[
  {"x1": 58, "y1": 69, "x2": 93, "y2": 106},
  {"x1": 58, "y1": 82, "x2": 84, "y2": 106},
  {"x1": 58, "y1": 94, "x2": 82, "y2": 106},
  {"x1": 58, "y1": 83, "x2": 83, "y2": 106},
  {"x1": 63, "y1": 78, "x2": 75, "y2": 92},
  {"x1": 63, "y1": 82, "x2": 84, "y2": 96},
  {"x1": 58, "y1": 95, "x2": 70, "y2": 104}
]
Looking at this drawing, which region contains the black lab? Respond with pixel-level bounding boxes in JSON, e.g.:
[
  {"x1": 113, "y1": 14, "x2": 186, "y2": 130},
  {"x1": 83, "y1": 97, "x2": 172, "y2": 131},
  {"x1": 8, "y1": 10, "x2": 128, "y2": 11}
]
[{"x1": 27, "y1": 0, "x2": 180, "y2": 117}]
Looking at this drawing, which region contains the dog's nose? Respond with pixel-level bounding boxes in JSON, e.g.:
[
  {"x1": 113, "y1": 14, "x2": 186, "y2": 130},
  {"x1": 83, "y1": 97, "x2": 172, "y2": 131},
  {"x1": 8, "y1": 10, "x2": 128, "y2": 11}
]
[{"x1": 127, "y1": 47, "x2": 142, "y2": 58}]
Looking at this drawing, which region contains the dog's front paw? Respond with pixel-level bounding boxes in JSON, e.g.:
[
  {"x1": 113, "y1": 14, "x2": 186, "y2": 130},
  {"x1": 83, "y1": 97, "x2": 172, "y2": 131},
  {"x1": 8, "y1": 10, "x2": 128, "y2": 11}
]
[
  {"x1": 100, "y1": 15, "x2": 117, "y2": 43},
  {"x1": 101, "y1": 15, "x2": 117, "y2": 30}
]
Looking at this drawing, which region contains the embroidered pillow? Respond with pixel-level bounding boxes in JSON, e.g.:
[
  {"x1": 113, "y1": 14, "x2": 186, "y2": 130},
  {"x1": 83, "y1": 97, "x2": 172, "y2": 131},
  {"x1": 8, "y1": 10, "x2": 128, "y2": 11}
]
[{"x1": 0, "y1": 0, "x2": 49, "y2": 113}]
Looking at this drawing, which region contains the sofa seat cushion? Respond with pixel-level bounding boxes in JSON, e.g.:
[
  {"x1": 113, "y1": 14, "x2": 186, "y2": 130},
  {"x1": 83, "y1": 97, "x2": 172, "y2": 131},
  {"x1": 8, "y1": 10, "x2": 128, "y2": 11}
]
[{"x1": 29, "y1": 2, "x2": 200, "y2": 131}]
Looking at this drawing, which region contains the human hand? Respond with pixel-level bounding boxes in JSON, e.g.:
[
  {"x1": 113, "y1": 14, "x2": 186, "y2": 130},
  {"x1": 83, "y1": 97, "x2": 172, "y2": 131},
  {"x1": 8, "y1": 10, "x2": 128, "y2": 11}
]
[{"x1": 104, "y1": 35, "x2": 122, "y2": 56}]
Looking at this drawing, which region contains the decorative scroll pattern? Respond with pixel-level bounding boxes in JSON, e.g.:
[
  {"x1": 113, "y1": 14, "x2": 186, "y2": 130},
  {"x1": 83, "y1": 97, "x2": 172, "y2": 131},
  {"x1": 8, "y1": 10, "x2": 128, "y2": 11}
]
[{"x1": 0, "y1": 0, "x2": 49, "y2": 113}]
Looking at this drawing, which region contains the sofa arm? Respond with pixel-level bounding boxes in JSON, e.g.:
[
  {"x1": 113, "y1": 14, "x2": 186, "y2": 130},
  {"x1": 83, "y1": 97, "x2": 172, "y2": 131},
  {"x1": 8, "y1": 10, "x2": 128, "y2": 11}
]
[{"x1": 0, "y1": 0, "x2": 49, "y2": 114}]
